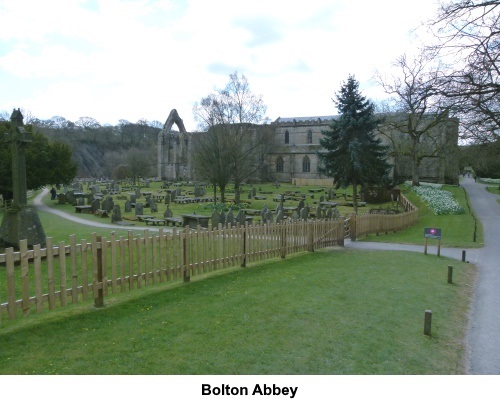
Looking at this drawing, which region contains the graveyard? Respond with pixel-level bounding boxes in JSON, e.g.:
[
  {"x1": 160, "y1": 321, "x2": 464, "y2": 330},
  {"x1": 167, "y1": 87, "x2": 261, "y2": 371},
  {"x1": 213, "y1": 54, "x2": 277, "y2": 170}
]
[{"x1": 43, "y1": 178, "x2": 403, "y2": 231}]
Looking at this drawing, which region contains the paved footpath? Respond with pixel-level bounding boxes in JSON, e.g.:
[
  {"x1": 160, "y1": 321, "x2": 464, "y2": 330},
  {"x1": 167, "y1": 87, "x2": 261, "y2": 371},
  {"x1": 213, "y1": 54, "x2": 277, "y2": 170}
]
[
  {"x1": 33, "y1": 188, "x2": 165, "y2": 233},
  {"x1": 345, "y1": 177, "x2": 500, "y2": 374}
]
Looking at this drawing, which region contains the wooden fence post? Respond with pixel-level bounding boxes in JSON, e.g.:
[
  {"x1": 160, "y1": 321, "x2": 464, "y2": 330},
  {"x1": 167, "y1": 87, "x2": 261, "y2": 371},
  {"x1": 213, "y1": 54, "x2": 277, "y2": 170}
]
[
  {"x1": 94, "y1": 235, "x2": 104, "y2": 308},
  {"x1": 280, "y1": 222, "x2": 286, "y2": 259},
  {"x1": 350, "y1": 214, "x2": 357, "y2": 241},
  {"x1": 241, "y1": 225, "x2": 247, "y2": 267},
  {"x1": 447, "y1": 265, "x2": 453, "y2": 284},
  {"x1": 307, "y1": 221, "x2": 314, "y2": 252},
  {"x1": 424, "y1": 310, "x2": 432, "y2": 336},
  {"x1": 183, "y1": 230, "x2": 190, "y2": 282}
]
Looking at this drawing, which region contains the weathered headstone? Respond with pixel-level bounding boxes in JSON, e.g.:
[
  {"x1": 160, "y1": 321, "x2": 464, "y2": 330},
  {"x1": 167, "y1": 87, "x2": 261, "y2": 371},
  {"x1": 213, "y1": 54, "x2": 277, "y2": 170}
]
[
  {"x1": 225, "y1": 207, "x2": 235, "y2": 226},
  {"x1": 297, "y1": 199, "x2": 305, "y2": 212},
  {"x1": 124, "y1": 199, "x2": 132, "y2": 213},
  {"x1": 135, "y1": 188, "x2": 141, "y2": 199},
  {"x1": 91, "y1": 199, "x2": 101, "y2": 214},
  {"x1": 276, "y1": 209, "x2": 284, "y2": 224},
  {"x1": 211, "y1": 209, "x2": 220, "y2": 230},
  {"x1": 236, "y1": 209, "x2": 246, "y2": 225},
  {"x1": 102, "y1": 196, "x2": 114, "y2": 213},
  {"x1": 316, "y1": 205, "x2": 323, "y2": 219},
  {"x1": 135, "y1": 203, "x2": 144, "y2": 216},
  {"x1": 57, "y1": 193, "x2": 67, "y2": 204},
  {"x1": 261, "y1": 204, "x2": 268, "y2": 222},
  {"x1": 150, "y1": 199, "x2": 158, "y2": 213},
  {"x1": 265, "y1": 210, "x2": 273, "y2": 224},
  {"x1": 164, "y1": 207, "x2": 173, "y2": 219},
  {"x1": 111, "y1": 205, "x2": 122, "y2": 223}
]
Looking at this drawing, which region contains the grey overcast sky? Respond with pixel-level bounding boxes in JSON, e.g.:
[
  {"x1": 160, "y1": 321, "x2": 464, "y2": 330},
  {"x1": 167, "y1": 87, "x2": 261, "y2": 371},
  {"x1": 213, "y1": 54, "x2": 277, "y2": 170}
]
[{"x1": 0, "y1": 0, "x2": 440, "y2": 131}]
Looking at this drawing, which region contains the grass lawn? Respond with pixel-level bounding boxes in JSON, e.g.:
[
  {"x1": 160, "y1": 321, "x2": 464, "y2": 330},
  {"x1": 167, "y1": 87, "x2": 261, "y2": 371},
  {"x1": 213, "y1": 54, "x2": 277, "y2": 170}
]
[
  {"x1": 0, "y1": 249, "x2": 475, "y2": 375},
  {"x1": 361, "y1": 184, "x2": 483, "y2": 248}
]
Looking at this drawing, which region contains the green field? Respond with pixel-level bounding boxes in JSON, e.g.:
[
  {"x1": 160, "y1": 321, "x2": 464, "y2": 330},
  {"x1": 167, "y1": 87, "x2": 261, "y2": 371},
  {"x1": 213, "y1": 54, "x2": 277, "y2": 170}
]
[
  {"x1": 0, "y1": 181, "x2": 481, "y2": 374},
  {"x1": 0, "y1": 249, "x2": 474, "y2": 374}
]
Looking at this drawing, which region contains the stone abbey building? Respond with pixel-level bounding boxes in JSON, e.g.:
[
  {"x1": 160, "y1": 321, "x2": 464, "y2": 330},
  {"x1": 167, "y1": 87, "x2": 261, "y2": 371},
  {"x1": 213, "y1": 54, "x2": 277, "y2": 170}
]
[{"x1": 157, "y1": 109, "x2": 459, "y2": 185}]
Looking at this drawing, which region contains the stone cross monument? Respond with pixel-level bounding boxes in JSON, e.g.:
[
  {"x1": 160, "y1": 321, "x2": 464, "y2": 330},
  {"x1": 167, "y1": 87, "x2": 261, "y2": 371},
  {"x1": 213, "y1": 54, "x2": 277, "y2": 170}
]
[{"x1": 0, "y1": 109, "x2": 46, "y2": 249}]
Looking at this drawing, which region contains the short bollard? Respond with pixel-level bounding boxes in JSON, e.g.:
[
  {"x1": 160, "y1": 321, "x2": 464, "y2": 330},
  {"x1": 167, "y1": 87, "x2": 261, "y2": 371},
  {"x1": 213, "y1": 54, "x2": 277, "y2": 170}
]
[
  {"x1": 424, "y1": 310, "x2": 432, "y2": 336},
  {"x1": 447, "y1": 265, "x2": 453, "y2": 284},
  {"x1": 462, "y1": 250, "x2": 466, "y2": 262}
]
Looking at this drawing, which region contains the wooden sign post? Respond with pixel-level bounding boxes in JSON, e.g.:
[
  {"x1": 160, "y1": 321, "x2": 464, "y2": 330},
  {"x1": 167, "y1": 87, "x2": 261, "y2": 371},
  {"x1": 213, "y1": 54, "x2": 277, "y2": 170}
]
[{"x1": 424, "y1": 227, "x2": 442, "y2": 256}]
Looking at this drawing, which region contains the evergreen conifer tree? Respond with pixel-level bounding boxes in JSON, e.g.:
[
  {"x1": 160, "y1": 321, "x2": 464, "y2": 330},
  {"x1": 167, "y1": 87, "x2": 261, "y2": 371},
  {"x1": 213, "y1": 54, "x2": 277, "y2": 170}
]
[{"x1": 318, "y1": 75, "x2": 391, "y2": 213}]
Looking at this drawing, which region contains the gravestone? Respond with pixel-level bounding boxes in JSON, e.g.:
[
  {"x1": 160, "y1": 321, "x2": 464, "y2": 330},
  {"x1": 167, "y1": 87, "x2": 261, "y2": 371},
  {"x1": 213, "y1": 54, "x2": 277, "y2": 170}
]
[
  {"x1": 236, "y1": 209, "x2": 246, "y2": 225},
  {"x1": 164, "y1": 207, "x2": 173, "y2": 218},
  {"x1": 276, "y1": 201, "x2": 283, "y2": 213},
  {"x1": 165, "y1": 193, "x2": 171, "y2": 204},
  {"x1": 135, "y1": 188, "x2": 141, "y2": 199},
  {"x1": 91, "y1": 199, "x2": 101, "y2": 214},
  {"x1": 265, "y1": 210, "x2": 273, "y2": 224},
  {"x1": 292, "y1": 212, "x2": 300, "y2": 221},
  {"x1": 225, "y1": 207, "x2": 235, "y2": 226},
  {"x1": 102, "y1": 196, "x2": 114, "y2": 213},
  {"x1": 0, "y1": 109, "x2": 46, "y2": 248},
  {"x1": 124, "y1": 199, "x2": 132, "y2": 213},
  {"x1": 316, "y1": 205, "x2": 323, "y2": 219},
  {"x1": 326, "y1": 207, "x2": 333, "y2": 220},
  {"x1": 57, "y1": 193, "x2": 67, "y2": 204},
  {"x1": 135, "y1": 203, "x2": 144, "y2": 216},
  {"x1": 111, "y1": 205, "x2": 122, "y2": 223},
  {"x1": 150, "y1": 199, "x2": 158, "y2": 213},
  {"x1": 261, "y1": 204, "x2": 268, "y2": 222},
  {"x1": 297, "y1": 199, "x2": 305, "y2": 212},
  {"x1": 276, "y1": 209, "x2": 284, "y2": 224},
  {"x1": 300, "y1": 206, "x2": 309, "y2": 220},
  {"x1": 130, "y1": 194, "x2": 136, "y2": 204},
  {"x1": 211, "y1": 209, "x2": 220, "y2": 230}
]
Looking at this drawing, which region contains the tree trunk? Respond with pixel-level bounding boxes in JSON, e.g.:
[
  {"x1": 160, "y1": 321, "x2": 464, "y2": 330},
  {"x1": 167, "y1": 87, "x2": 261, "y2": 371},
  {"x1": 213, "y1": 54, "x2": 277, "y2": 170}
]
[
  {"x1": 352, "y1": 180, "x2": 358, "y2": 214},
  {"x1": 212, "y1": 183, "x2": 217, "y2": 204},
  {"x1": 234, "y1": 181, "x2": 241, "y2": 204},
  {"x1": 411, "y1": 137, "x2": 420, "y2": 186},
  {"x1": 220, "y1": 185, "x2": 226, "y2": 203}
]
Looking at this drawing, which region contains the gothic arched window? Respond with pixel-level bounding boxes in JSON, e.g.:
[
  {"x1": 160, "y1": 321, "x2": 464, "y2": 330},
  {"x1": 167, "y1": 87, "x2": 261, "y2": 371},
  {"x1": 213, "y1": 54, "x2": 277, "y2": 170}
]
[
  {"x1": 307, "y1": 129, "x2": 313, "y2": 144},
  {"x1": 276, "y1": 157, "x2": 284, "y2": 172},
  {"x1": 302, "y1": 156, "x2": 311, "y2": 172},
  {"x1": 285, "y1": 130, "x2": 289, "y2": 144}
]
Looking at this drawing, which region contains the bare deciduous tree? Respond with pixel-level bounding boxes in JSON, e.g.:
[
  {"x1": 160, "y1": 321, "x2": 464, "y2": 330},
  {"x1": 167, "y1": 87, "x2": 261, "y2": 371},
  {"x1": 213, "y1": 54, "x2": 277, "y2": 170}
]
[
  {"x1": 192, "y1": 72, "x2": 270, "y2": 203},
  {"x1": 425, "y1": 0, "x2": 499, "y2": 142},
  {"x1": 375, "y1": 52, "x2": 456, "y2": 185}
]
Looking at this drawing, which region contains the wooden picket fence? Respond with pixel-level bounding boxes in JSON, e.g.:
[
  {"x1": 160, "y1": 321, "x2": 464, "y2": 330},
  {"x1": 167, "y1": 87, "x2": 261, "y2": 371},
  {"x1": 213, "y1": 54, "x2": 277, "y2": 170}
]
[
  {"x1": 348, "y1": 194, "x2": 418, "y2": 240},
  {"x1": 0, "y1": 218, "x2": 345, "y2": 321}
]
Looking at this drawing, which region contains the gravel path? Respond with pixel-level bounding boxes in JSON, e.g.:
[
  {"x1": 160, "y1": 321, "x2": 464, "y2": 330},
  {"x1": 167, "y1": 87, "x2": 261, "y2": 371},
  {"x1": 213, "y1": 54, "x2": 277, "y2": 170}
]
[{"x1": 33, "y1": 188, "x2": 166, "y2": 233}]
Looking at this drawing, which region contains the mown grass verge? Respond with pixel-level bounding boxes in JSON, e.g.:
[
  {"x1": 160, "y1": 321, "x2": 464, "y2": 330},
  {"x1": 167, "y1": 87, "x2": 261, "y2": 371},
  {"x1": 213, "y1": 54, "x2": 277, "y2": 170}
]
[
  {"x1": 0, "y1": 249, "x2": 475, "y2": 375},
  {"x1": 362, "y1": 184, "x2": 483, "y2": 248}
]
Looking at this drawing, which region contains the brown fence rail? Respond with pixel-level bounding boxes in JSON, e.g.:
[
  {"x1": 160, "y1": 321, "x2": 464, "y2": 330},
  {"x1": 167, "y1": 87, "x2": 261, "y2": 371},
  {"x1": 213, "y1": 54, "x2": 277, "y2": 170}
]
[
  {"x1": 0, "y1": 194, "x2": 418, "y2": 322},
  {"x1": 0, "y1": 219, "x2": 345, "y2": 321},
  {"x1": 346, "y1": 194, "x2": 418, "y2": 240}
]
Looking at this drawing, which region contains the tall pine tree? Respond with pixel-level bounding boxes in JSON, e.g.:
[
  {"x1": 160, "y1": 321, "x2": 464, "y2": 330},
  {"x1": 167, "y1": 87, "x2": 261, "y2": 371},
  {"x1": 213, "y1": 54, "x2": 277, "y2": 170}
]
[{"x1": 318, "y1": 75, "x2": 391, "y2": 213}]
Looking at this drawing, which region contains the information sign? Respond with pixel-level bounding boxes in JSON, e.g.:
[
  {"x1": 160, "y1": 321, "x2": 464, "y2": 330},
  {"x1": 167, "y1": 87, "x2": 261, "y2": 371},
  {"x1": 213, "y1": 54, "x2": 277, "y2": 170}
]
[{"x1": 424, "y1": 227, "x2": 442, "y2": 240}]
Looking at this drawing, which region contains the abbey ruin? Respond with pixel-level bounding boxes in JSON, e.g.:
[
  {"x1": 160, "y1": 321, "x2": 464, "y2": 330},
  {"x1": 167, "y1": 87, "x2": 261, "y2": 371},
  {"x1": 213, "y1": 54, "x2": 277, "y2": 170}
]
[{"x1": 157, "y1": 109, "x2": 459, "y2": 185}]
